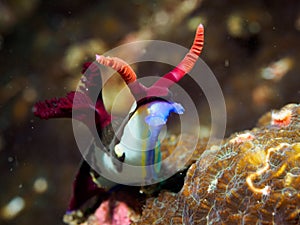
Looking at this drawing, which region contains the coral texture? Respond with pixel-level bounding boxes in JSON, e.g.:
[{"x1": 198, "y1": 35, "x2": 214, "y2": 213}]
[{"x1": 135, "y1": 103, "x2": 300, "y2": 225}]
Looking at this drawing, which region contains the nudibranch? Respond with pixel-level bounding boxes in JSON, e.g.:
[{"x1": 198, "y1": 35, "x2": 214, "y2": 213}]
[{"x1": 33, "y1": 24, "x2": 204, "y2": 212}]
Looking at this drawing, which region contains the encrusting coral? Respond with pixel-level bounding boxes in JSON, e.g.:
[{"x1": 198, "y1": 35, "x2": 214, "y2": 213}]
[{"x1": 134, "y1": 103, "x2": 300, "y2": 225}]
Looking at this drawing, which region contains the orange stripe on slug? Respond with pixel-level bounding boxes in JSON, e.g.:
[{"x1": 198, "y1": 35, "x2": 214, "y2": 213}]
[{"x1": 96, "y1": 54, "x2": 137, "y2": 84}]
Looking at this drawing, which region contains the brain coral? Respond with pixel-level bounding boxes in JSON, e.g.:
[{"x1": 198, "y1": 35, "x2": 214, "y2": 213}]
[{"x1": 135, "y1": 103, "x2": 300, "y2": 225}]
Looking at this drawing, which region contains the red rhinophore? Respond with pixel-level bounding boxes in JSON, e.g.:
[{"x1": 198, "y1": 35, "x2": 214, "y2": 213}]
[
  {"x1": 153, "y1": 24, "x2": 204, "y2": 89},
  {"x1": 96, "y1": 24, "x2": 205, "y2": 99},
  {"x1": 96, "y1": 54, "x2": 137, "y2": 84}
]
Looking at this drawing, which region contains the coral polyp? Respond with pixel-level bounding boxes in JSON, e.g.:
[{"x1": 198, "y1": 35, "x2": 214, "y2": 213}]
[
  {"x1": 135, "y1": 103, "x2": 300, "y2": 225},
  {"x1": 271, "y1": 108, "x2": 292, "y2": 127}
]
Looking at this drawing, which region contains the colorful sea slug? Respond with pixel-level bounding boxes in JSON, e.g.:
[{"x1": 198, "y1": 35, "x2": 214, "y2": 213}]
[{"x1": 33, "y1": 24, "x2": 204, "y2": 217}]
